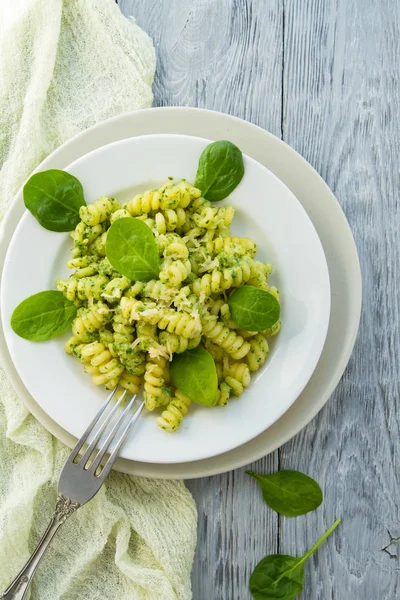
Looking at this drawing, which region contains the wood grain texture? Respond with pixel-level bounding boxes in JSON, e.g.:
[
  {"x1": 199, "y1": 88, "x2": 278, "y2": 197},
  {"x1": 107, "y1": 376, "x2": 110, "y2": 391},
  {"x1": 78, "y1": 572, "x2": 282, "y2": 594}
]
[
  {"x1": 119, "y1": 1, "x2": 400, "y2": 598},
  {"x1": 119, "y1": 0, "x2": 283, "y2": 136},
  {"x1": 281, "y1": 1, "x2": 400, "y2": 599}
]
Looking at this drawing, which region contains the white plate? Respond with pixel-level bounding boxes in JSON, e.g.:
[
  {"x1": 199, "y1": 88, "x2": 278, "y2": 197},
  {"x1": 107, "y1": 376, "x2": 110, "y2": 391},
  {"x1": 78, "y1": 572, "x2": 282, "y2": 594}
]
[
  {"x1": 1, "y1": 134, "x2": 330, "y2": 464},
  {"x1": 0, "y1": 107, "x2": 361, "y2": 477}
]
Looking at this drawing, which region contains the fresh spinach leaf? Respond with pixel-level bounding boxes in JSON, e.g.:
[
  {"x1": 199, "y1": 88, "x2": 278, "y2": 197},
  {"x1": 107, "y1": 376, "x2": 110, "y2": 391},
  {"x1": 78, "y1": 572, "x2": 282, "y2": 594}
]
[
  {"x1": 249, "y1": 518, "x2": 341, "y2": 600},
  {"x1": 23, "y1": 169, "x2": 86, "y2": 232},
  {"x1": 11, "y1": 291, "x2": 78, "y2": 341},
  {"x1": 194, "y1": 140, "x2": 244, "y2": 201},
  {"x1": 170, "y1": 347, "x2": 218, "y2": 406},
  {"x1": 246, "y1": 470, "x2": 323, "y2": 517},
  {"x1": 106, "y1": 218, "x2": 160, "y2": 282},
  {"x1": 228, "y1": 286, "x2": 280, "y2": 331}
]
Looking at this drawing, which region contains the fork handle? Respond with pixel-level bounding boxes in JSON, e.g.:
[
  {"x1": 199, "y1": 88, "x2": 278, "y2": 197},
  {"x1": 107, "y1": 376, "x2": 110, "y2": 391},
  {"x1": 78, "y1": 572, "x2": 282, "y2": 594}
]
[{"x1": 0, "y1": 495, "x2": 80, "y2": 600}]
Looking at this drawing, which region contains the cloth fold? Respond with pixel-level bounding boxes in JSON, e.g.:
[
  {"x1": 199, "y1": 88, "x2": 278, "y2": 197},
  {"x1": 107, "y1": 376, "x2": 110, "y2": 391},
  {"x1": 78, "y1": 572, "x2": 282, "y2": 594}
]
[{"x1": 0, "y1": 1, "x2": 197, "y2": 599}]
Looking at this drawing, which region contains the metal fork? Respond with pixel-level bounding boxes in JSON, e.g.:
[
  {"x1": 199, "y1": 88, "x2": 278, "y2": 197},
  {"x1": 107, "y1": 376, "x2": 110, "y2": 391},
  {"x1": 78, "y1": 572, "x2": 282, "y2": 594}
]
[{"x1": 1, "y1": 387, "x2": 144, "y2": 600}]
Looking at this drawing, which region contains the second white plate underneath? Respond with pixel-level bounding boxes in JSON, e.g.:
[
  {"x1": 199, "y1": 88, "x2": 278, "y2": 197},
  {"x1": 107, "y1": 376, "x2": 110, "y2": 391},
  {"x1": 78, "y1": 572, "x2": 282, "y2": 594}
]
[{"x1": 0, "y1": 108, "x2": 361, "y2": 477}]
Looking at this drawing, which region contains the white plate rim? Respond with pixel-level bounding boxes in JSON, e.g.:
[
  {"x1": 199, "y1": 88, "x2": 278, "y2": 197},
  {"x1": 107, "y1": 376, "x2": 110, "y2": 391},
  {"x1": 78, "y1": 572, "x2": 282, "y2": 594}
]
[{"x1": 0, "y1": 107, "x2": 361, "y2": 478}]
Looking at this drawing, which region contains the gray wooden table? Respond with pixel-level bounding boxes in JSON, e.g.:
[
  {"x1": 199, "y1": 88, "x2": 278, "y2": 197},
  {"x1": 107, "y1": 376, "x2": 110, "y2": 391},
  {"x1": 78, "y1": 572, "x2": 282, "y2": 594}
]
[{"x1": 119, "y1": 2, "x2": 400, "y2": 598}]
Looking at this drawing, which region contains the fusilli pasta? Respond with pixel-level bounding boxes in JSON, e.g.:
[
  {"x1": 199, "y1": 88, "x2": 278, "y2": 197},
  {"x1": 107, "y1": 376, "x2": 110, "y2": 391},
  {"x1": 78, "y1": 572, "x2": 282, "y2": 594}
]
[
  {"x1": 156, "y1": 390, "x2": 191, "y2": 431},
  {"x1": 61, "y1": 179, "x2": 281, "y2": 432}
]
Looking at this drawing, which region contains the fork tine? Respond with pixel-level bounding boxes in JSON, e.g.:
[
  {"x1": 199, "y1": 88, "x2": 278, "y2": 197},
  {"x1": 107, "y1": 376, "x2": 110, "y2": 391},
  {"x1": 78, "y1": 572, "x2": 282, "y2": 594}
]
[
  {"x1": 78, "y1": 389, "x2": 127, "y2": 468},
  {"x1": 67, "y1": 386, "x2": 119, "y2": 463},
  {"x1": 89, "y1": 394, "x2": 139, "y2": 475},
  {"x1": 97, "y1": 400, "x2": 145, "y2": 480}
]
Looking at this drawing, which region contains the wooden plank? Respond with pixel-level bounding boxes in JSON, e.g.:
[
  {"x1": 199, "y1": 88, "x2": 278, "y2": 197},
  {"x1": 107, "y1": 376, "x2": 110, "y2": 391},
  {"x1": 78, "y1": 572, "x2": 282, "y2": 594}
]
[
  {"x1": 119, "y1": 2, "x2": 283, "y2": 599},
  {"x1": 119, "y1": 0, "x2": 283, "y2": 135},
  {"x1": 281, "y1": 0, "x2": 400, "y2": 598}
]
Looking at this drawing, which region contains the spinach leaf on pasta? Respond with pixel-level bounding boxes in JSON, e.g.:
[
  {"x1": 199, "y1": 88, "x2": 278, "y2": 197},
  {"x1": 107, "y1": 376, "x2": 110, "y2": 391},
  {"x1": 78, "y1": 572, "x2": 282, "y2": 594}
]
[
  {"x1": 106, "y1": 217, "x2": 160, "y2": 282},
  {"x1": 229, "y1": 286, "x2": 280, "y2": 331},
  {"x1": 170, "y1": 347, "x2": 218, "y2": 406},
  {"x1": 24, "y1": 169, "x2": 86, "y2": 232},
  {"x1": 194, "y1": 140, "x2": 244, "y2": 201},
  {"x1": 11, "y1": 291, "x2": 78, "y2": 341}
]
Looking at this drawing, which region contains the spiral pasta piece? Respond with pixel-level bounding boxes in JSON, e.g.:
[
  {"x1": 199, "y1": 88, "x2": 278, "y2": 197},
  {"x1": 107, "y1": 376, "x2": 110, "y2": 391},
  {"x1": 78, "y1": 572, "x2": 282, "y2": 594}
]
[
  {"x1": 192, "y1": 204, "x2": 218, "y2": 228},
  {"x1": 236, "y1": 329, "x2": 258, "y2": 338},
  {"x1": 119, "y1": 372, "x2": 142, "y2": 394},
  {"x1": 159, "y1": 331, "x2": 201, "y2": 354},
  {"x1": 72, "y1": 265, "x2": 99, "y2": 279},
  {"x1": 88, "y1": 231, "x2": 108, "y2": 257},
  {"x1": 201, "y1": 315, "x2": 250, "y2": 359},
  {"x1": 172, "y1": 287, "x2": 197, "y2": 312},
  {"x1": 223, "y1": 359, "x2": 251, "y2": 395},
  {"x1": 99, "y1": 328, "x2": 115, "y2": 347},
  {"x1": 208, "y1": 298, "x2": 236, "y2": 328},
  {"x1": 163, "y1": 239, "x2": 189, "y2": 260},
  {"x1": 110, "y1": 311, "x2": 146, "y2": 374},
  {"x1": 204, "y1": 339, "x2": 228, "y2": 362},
  {"x1": 165, "y1": 207, "x2": 187, "y2": 230},
  {"x1": 192, "y1": 259, "x2": 253, "y2": 297},
  {"x1": 126, "y1": 188, "x2": 163, "y2": 215},
  {"x1": 56, "y1": 274, "x2": 109, "y2": 303},
  {"x1": 247, "y1": 262, "x2": 273, "y2": 291},
  {"x1": 70, "y1": 222, "x2": 104, "y2": 257},
  {"x1": 111, "y1": 312, "x2": 133, "y2": 344},
  {"x1": 117, "y1": 346, "x2": 146, "y2": 376},
  {"x1": 268, "y1": 286, "x2": 280, "y2": 302},
  {"x1": 79, "y1": 197, "x2": 119, "y2": 226},
  {"x1": 157, "y1": 390, "x2": 191, "y2": 432},
  {"x1": 159, "y1": 258, "x2": 191, "y2": 286},
  {"x1": 143, "y1": 356, "x2": 172, "y2": 411},
  {"x1": 64, "y1": 335, "x2": 82, "y2": 355},
  {"x1": 202, "y1": 228, "x2": 220, "y2": 242},
  {"x1": 101, "y1": 276, "x2": 131, "y2": 302},
  {"x1": 135, "y1": 214, "x2": 155, "y2": 230},
  {"x1": 126, "y1": 180, "x2": 201, "y2": 216},
  {"x1": 79, "y1": 342, "x2": 125, "y2": 389},
  {"x1": 120, "y1": 297, "x2": 160, "y2": 324},
  {"x1": 94, "y1": 258, "x2": 116, "y2": 277},
  {"x1": 66, "y1": 256, "x2": 94, "y2": 269},
  {"x1": 154, "y1": 212, "x2": 167, "y2": 235},
  {"x1": 124, "y1": 282, "x2": 145, "y2": 298},
  {"x1": 263, "y1": 320, "x2": 281, "y2": 337},
  {"x1": 157, "y1": 310, "x2": 202, "y2": 339},
  {"x1": 154, "y1": 208, "x2": 187, "y2": 234},
  {"x1": 193, "y1": 204, "x2": 235, "y2": 230},
  {"x1": 72, "y1": 302, "x2": 112, "y2": 342},
  {"x1": 135, "y1": 322, "x2": 158, "y2": 353},
  {"x1": 110, "y1": 208, "x2": 131, "y2": 223},
  {"x1": 217, "y1": 382, "x2": 231, "y2": 406},
  {"x1": 205, "y1": 236, "x2": 257, "y2": 258},
  {"x1": 182, "y1": 225, "x2": 205, "y2": 243},
  {"x1": 140, "y1": 279, "x2": 176, "y2": 303},
  {"x1": 246, "y1": 334, "x2": 269, "y2": 372}
]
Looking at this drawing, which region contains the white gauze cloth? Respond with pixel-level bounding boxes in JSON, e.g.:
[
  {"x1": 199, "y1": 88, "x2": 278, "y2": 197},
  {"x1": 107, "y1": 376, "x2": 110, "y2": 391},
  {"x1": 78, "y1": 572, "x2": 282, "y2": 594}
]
[{"x1": 0, "y1": 1, "x2": 197, "y2": 599}]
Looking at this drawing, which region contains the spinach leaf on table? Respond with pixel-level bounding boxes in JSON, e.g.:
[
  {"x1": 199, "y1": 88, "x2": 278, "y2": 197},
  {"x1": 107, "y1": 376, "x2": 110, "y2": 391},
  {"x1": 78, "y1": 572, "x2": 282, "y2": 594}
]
[
  {"x1": 228, "y1": 286, "x2": 280, "y2": 331},
  {"x1": 249, "y1": 518, "x2": 341, "y2": 600},
  {"x1": 11, "y1": 291, "x2": 78, "y2": 341},
  {"x1": 170, "y1": 347, "x2": 218, "y2": 406},
  {"x1": 247, "y1": 470, "x2": 323, "y2": 517},
  {"x1": 106, "y1": 217, "x2": 160, "y2": 282},
  {"x1": 24, "y1": 169, "x2": 86, "y2": 232},
  {"x1": 194, "y1": 140, "x2": 244, "y2": 201}
]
